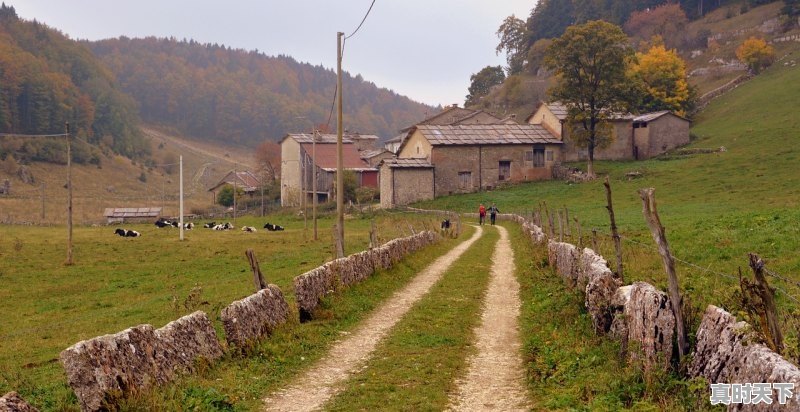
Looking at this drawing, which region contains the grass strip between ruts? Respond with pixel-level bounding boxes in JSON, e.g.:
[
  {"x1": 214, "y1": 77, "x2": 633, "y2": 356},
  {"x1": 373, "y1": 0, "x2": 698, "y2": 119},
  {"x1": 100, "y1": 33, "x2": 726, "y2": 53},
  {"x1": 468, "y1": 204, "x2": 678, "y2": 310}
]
[{"x1": 324, "y1": 225, "x2": 499, "y2": 411}]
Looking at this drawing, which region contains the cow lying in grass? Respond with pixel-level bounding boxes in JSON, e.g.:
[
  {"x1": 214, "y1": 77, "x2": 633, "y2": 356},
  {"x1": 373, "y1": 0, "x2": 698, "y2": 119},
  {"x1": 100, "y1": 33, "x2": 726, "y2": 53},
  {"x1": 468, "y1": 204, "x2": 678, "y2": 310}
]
[
  {"x1": 242, "y1": 226, "x2": 257, "y2": 233},
  {"x1": 263, "y1": 223, "x2": 285, "y2": 231},
  {"x1": 183, "y1": 222, "x2": 194, "y2": 230},
  {"x1": 213, "y1": 222, "x2": 234, "y2": 230},
  {"x1": 441, "y1": 219, "x2": 451, "y2": 229},
  {"x1": 154, "y1": 218, "x2": 172, "y2": 228},
  {"x1": 114, "y1": 228, "x2": 141, "y2": 237},
  {"x1": 203, "y1": 222, "x2": 216, "y2": 228}
]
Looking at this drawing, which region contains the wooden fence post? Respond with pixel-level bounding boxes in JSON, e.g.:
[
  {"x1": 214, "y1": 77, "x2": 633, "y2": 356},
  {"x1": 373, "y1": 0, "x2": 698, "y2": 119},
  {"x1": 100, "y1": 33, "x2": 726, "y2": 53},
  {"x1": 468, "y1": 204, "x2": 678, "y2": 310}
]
[
  {"x1": 592, "y1": 229, "x2": 598, "y2": 251},
  {"x1": 574, "y1": 217, "x2": 582, "y2": 250},
  {"x1": 639, "y1": 187, "x2": 688, "y2": 360},
  {"x1": 604, "y1": 176, "x2": 624, "y2": 281},
  {"x1": 749, "y1": 253, "x2": 784, "y2": 354},
  {"x1": 369, "y1": 219, "x2": 378, "y2": 248},
  {"x1": 564, "y1": 207, "x2": 571, "y2": 237},
  {"x1": 557, "y1": 209, "x2": 564, "y2": 242},
  {"x1": 245, "y1": 249, "x2": 267, "y2": 291}
]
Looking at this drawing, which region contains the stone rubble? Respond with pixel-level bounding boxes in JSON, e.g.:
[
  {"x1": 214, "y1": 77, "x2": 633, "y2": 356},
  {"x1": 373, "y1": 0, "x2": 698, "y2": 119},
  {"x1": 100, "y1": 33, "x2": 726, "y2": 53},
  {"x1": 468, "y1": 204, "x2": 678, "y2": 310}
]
[{"x1": 0, "y1": 392, "x2": 38, "y2": 412}]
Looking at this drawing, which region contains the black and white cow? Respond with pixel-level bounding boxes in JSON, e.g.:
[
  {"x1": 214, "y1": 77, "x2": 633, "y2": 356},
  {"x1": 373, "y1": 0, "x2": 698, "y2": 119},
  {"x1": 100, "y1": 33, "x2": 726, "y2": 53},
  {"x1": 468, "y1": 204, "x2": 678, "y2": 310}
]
[
  {"x1": 203, "y1": 222, "x2": 217, "y2": 229},
  {"x1": 263, "y1": 223, "x2": 285, "y2": 231},
  {"x1": 213, "y1": 222, "x2": 234, "y2": 231},
  {"x1": 242, "y1": 226, "x2": 257, "y2": 233},
  {"x1": 183, "y1": 222, "x2": 194, "y2": 230},
  {"x1": 155, "y1": 218, "x2": 171, "y2": 228},
  {"x1": 441, "y1": 219, "x2": 451, "y2": 229},
  {"x1": 115, "y1": 228, "x2": 141, "y2": 237}
]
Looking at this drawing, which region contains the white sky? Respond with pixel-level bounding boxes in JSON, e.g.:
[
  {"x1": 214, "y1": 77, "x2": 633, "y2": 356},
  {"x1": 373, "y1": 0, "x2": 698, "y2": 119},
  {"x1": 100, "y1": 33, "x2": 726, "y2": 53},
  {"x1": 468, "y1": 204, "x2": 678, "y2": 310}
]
[{"x1": 13, "y1": 0, "x2": 537, "y2": 107}]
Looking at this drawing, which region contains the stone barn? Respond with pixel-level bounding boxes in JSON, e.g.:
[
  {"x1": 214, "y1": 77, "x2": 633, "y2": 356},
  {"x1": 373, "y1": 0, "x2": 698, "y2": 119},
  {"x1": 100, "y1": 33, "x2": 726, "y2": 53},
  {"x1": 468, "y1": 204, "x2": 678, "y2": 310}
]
[
  {"x1": 527, "y1": 101, "x2": 690, "y2": 161},
  {"x1": 379, "y1": 158, "x2": 434, "y2": 208},
  {"x1": 384, "y1": 124, "x2": 562, "y2": 205}
]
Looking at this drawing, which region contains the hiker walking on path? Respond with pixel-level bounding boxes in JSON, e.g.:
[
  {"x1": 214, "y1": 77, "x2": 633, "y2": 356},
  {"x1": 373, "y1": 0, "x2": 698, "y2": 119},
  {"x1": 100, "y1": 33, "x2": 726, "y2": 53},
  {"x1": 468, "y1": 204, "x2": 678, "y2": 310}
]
[
  {"x1": 488, "y1": 203, "x2": 499, "y2": 225},
  {"x1": 478, "y1": 203, "x2": 486, "y2": 225}
]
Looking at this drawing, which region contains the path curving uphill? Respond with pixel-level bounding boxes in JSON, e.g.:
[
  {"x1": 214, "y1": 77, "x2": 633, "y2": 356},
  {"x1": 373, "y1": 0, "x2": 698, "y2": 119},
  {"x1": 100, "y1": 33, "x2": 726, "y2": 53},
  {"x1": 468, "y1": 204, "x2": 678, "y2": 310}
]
[
  {"x1": 448, "y1": 225, "x2": 530, "y2": 411},
  {"x1": 263, "y1": 226, "x2": 485, "y2": 412}
]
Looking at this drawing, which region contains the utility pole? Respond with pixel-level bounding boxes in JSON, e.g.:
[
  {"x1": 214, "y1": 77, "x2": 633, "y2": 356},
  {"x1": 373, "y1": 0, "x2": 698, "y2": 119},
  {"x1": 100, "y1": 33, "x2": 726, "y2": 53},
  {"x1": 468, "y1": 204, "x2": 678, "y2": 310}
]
[
  {"x1": 302, "y1": 145, "x2": 307, "y2": 231},
  {"x1": 40, "y1": 182, "x2": 45, "y2": 221},
  {"x1": 233, "y1": 166, "x2": 237, "y2": 226},
  {"x1": 335, "y1": 31, "x2": 345, "y2": 258},
  {"x1": 312, "y1": 128, "x2": 318, "y2": 240},
  {"x1": 65, "y1": 122, "x2": 73, "y2": 265},
  {"x1": 179, "y1": 155, "x2": 184, "y2": 241}
]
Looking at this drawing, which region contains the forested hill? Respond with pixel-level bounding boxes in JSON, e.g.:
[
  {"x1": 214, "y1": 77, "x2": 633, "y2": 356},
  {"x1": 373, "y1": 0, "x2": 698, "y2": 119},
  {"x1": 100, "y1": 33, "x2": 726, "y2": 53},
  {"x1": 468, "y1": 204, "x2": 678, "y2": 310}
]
[
  {"x1": 0, "y1": 4, "x2": 146, "y2": 161},
  {"x1": 88, "y1": 37, "x2": 432, "y2": 145}
]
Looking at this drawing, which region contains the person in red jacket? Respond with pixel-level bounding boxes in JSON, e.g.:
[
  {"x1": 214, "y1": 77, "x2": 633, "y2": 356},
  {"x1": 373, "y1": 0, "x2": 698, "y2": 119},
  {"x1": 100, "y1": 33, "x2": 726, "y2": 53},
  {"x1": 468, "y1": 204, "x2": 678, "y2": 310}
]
[{"x1": 478, "y1": 203, "x2": 486, "y2": 225}]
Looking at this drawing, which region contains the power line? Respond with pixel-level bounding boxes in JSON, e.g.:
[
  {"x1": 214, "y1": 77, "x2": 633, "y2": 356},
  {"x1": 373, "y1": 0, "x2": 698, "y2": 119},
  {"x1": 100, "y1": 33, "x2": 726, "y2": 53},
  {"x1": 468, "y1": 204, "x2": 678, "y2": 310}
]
[
  {"x1": 345, "y1": 0, "x2": 377, "y2": 40},
  {"x1": 0, "y1": 133, "x2": 68, "y2": 138}
]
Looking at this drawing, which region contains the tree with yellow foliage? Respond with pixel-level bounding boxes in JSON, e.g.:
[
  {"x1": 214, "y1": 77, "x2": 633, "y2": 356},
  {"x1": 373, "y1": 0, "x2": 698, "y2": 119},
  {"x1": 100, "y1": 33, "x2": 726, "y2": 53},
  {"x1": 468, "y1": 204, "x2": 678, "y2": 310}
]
[
  {"x1": 736, "y1": 37, "x2": 775, "y2": 74},
  {"x1": 628, "y1": 43, "x2": 693, "y2": 117}
]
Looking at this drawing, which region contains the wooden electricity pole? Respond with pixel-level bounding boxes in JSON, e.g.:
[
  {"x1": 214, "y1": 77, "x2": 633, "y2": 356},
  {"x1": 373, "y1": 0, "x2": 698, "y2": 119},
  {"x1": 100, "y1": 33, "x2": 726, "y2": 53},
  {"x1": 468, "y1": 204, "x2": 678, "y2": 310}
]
[
  {"x1": 335, "y1": 31, "x2": 345, "y2": 258},
  {"x1": 40, "y1": 182, "x2": 45, "y2": 221},
  {"x1": 312, "y1": 129, "x2": 318, "y2": 240},
  {"x1": 639, "y1": 187, "x2": 687, "y2": 359},
  {"x1": 179, "y1": 155, "x2": 184, "y2": 241},
  {"x1": 66, "y1": 122, "x2": 73, "y2": 265}
]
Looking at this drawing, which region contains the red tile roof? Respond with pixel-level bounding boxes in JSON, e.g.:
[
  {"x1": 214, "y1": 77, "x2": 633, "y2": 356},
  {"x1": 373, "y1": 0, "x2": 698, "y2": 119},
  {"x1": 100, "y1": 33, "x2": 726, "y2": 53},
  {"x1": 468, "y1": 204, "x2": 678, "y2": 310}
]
[{"x1": 301, "y1": 143, "x2": 373, "y2": 171}]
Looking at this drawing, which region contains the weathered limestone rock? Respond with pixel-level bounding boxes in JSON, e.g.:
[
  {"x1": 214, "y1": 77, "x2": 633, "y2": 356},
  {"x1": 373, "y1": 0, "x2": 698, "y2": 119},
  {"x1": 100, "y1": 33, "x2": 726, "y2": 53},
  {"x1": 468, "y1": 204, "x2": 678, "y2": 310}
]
[
  {"x1": 547, "y1": 241, "x2": 579, "y2": 285},
  {"x1": 578, "y1": 248, "x2": 609, "y2": 291},
  {"x1": 154, "y1": 311, "x2": 223, "y2": 379},
  {"x1": 521, "y1": 220, "x2": 547, "y2": 244},
  {"x1": 610, "y1": 282, "x2": 675, "y2": 370},
  {"x1": 60, "y1": 325, "x2": 164, "y2": 412},
  {"x1": 0, "y1": 392, "x2": 38, "y2": 412},
  {"x1": 584, "y1": 262, "x2": 622, "y2": 334},
  {"x1": 221, "y1": 285, "x2": 290, "y2": 348},
  {"x1": 293, "y1": 231, "x2": 437, "y2": 318},
  {"x1": 690, "y1": 305, "x2": 800, "y2": 411}
]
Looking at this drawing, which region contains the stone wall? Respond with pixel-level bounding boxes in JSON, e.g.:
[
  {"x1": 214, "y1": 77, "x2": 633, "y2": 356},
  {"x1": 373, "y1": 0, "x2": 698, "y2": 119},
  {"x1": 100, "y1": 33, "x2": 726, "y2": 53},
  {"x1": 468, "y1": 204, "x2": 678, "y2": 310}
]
[
  {"x1": 689, "y1": 305, "x2": 800, "y2": 411},
  {"x1": 60, "y1": 312, "x2": 222, "y2": 411},
  {"x1": 610, "y1": 282, "x2": 675, "y2": 370},
  {"x1": 293, "y1": 230, "x2": 438, "y2": 318},
  {"x1": 220, "y1": 285, "x2": 290, "y2": 348},
  {"x1": 0, "y1": 392, "x2": 38, "y2": 412}
]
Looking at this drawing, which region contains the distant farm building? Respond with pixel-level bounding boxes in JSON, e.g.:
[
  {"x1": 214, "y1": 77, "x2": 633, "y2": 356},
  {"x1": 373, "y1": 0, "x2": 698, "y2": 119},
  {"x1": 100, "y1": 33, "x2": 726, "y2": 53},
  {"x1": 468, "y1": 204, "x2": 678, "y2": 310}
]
[
  {"x1": 280, "y1": 133, "x2": 379, "y2": 206},
  {"x1": 526, "y1": 102, "x2": 690, "y2": 161},
  {"x1": 208, "y1": 170, "x2": 261, "y2": 203},
  {"x1": 103, "y1": 207, "x2": 162, "y2": 224}
]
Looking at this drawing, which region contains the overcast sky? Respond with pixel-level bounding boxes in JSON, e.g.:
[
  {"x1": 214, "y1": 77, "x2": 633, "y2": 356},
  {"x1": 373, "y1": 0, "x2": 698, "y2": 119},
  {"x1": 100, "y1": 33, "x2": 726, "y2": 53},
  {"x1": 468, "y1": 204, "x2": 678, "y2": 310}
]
[{"x1": 13, "y1": 1, "x2": 537, "y2": 107}]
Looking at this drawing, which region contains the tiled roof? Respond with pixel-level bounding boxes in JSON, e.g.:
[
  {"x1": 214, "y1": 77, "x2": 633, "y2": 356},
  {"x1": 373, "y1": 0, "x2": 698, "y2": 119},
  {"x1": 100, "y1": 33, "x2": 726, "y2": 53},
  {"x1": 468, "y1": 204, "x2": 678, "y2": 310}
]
[
  {"x1": 360, "y1": 148, "x2": 389, "y2": 159},
  {"x1": 546, "y1": 102, "x2": 568, "y2": 119},
  {"x1": 300, "y1": 143, "x2": 372, "y2": 170},
  {"x1": 633, "y1": 111, "x2": 672, "y2": 122},
  {"x1": 283, "y1": 133, "x2": 353, "y2": 144},
  {"x1": 209, "y1": 170, "x2": 261, "y2": 192},
  {"x1": 385, "y1": 133, "x2": 406, "y2": 144},
  {"x1": 415, "y1": 124, "x2": 562, "y2": 146},
  {"x1": 384, "y1": 158, "x2": 434, "y2": 168}
]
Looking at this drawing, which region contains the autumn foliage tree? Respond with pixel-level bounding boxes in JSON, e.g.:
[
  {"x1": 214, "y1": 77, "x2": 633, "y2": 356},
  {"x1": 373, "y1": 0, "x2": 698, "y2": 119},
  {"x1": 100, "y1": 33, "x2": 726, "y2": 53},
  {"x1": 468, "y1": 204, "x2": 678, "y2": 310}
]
[
  {"x1": 545, "y1": 20, "x2": 633, "y2": 178},
  {"x1": 465, "y1": 66, "x2": 505, "y2": 107},
  {"x1": 496, "y1": 15, "x2": 527, "y2": 75},
  {"x1": 628, "y1": 44, "x2": 693, "y2": 116},
  {"x1": 624, "y1": 4, "x2": 689, "y2": 50},
  {"x1": 736, "y1": 37, "x2": 775, "y2": 74},
  {"x1": 254, "y1": 140, "x2": 280, "y2": 183}
]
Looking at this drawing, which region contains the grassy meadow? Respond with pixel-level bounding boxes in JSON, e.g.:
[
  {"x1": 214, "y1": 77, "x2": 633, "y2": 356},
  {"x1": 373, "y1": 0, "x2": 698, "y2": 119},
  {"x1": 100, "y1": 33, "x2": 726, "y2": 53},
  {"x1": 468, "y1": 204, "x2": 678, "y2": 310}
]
[
  {"x1": 0, "y1": 211, "x2": 447, "y2": 410},
  {"x1": 418, "y1": 62, "x2": 800, "y2": 357}
]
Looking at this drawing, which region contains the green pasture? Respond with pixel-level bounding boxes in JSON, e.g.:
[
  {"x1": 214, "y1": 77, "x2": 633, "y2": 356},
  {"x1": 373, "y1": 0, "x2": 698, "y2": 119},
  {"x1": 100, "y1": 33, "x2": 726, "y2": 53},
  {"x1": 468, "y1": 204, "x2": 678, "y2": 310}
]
[
  {"x1": 417, "y1": 62, "x2": 800, "y2": 335},
  {"x1": 0, "y1": 211, "x2": 445, "y2": 410}
]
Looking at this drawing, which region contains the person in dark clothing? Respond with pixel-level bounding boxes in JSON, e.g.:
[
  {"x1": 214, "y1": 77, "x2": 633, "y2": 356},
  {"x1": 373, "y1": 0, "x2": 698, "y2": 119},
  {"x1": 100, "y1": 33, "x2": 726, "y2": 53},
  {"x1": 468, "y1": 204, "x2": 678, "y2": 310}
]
[{"x1": 488, "y1": 203, "x2": 499, "y2": 225}]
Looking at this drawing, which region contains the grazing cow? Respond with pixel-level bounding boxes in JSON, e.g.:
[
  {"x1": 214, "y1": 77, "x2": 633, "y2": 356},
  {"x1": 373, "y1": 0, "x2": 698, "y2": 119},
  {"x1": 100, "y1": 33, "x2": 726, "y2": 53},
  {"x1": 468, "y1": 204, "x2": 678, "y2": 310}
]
[
  {"x1": 242, "y1": 226, "x2": 257, "y2": 233},
  {"x1": 203, "y1": 222, "x2": 216, "y2": 229},
  {"x1": 441, "y1": 219, "x2": 451, "y2": 229},
  {"x1": 264, "y1": 223, "x2": 285, "y2": 231}
]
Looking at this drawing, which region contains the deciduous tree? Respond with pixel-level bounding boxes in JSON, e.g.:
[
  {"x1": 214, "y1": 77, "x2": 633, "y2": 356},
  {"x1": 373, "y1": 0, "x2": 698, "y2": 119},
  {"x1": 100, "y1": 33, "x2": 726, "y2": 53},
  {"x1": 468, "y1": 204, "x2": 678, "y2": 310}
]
[
  {"x1": 496, "y1": 15, "x2": 528, "y2": 75},
  {"x1": 254, "y1": 140, "x2": 280, "y2": 183},
  {"x1": 545, "y1": 20, "x2": 633, "y2": 178},
  {"x1": 736, "y1": 37, "x2": 775, "y2": 74},
  {"x1": 628, "y1": 44, "x2": 693, "y2": 116},
  {"x1": 465, "y1": 65, "x2": 505, "y2": 107},
  {"x1": 624, "y1": 4, "x2": 689, "y2": 50}
]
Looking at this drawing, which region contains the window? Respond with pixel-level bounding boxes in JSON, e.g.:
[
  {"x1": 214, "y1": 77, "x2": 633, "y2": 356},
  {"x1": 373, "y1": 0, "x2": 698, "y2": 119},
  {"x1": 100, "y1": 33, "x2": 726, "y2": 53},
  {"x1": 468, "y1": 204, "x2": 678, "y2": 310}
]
[
  {"x1": 546, "y1": 150, "x2": 553, "y2": 162},
  {"x1": 458, "y1": 171, "x2": 472, "y2": 189},
  {"x1": 533, "y1": 148, "x2": 545, "y2": 168},
  {"x1": 499, "y1": 161, "x2": 511, "y2": 180}
]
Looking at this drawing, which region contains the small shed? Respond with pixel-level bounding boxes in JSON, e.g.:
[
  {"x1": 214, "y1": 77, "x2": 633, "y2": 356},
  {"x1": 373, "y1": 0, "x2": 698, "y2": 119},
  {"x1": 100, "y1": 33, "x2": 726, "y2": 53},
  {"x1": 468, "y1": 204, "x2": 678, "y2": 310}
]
[{"x1": 103, "y1": 207, "x2": 162, "y2": 224}]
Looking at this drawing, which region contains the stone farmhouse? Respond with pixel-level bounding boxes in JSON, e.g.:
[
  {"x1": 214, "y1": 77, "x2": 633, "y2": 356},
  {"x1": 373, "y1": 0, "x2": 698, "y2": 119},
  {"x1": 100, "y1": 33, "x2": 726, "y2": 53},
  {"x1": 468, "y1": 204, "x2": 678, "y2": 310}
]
[
  {"x1": 526, "y1": 102, "x2": 691, "y2": 161},
  {"x1": 280, "y1": 133, "x2": 379, "y2": 206},
  {"x1": 380, "y1": 103, "x2": 690, "y2": 207}
]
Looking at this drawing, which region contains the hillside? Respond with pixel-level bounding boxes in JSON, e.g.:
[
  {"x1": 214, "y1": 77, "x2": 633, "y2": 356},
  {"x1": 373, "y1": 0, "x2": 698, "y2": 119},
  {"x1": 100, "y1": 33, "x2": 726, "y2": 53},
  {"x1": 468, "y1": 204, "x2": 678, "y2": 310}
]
[
  {"x1": 88, "y1": 37, "x2": 433, "y2": 145},
  {"x1": 0, "y1": 4, "x2": 146, "y2": 159},
  {"x1": 473, "y1": 1, "x2": 800, "y2": 118}
]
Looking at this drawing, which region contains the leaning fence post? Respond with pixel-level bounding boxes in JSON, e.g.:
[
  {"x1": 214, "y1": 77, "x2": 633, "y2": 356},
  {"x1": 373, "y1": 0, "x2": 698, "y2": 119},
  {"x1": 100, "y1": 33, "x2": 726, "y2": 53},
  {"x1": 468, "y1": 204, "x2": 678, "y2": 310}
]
[
  {"x1": 604, "y1": 177, "x2": 624, "y2": 281},
  {"x1": 245, "y1": 249, "x2": 267, "y2": 291},
  {"x1": 592, "y1": 229, "x2": 599, "y2": 251},
  {"x1": 574, "y1": 217, "x2": 582, "y2": 250},
  {"x1": 564, "y1": 207, "x2": 571, "y2": 237},
  {"x1": 749, "y1": 253, "x2": 784, "y2": 354},
  {"x1": 557, "y1": 209, "x2": 564, "y2": 242},
  {"x1": 639, "y1": 187, "x2": 687, "y2": 360}
]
